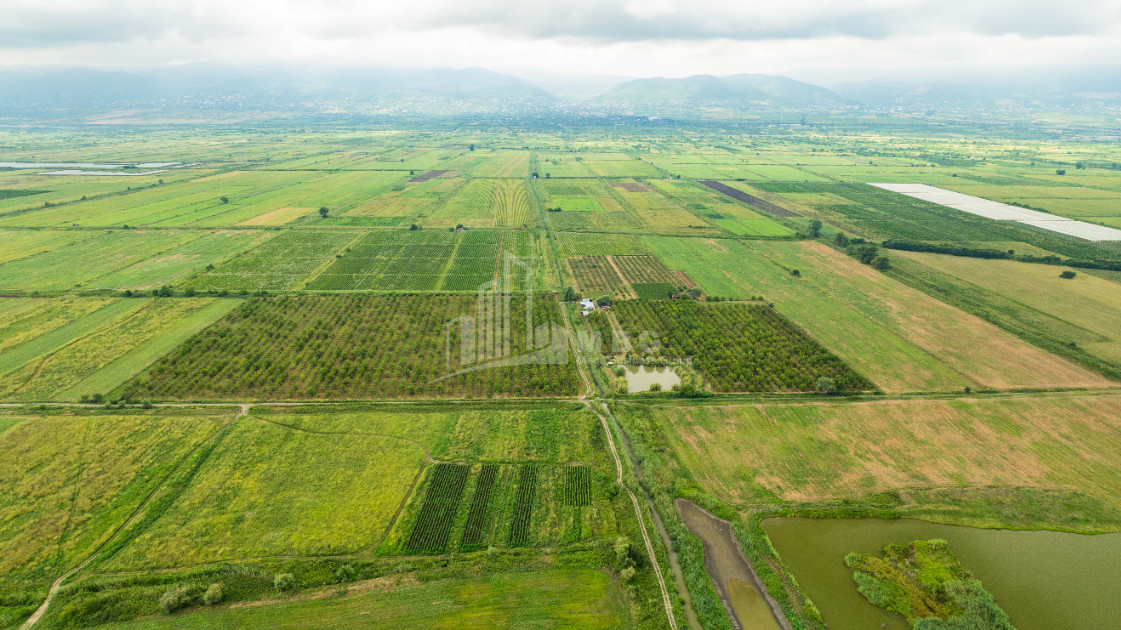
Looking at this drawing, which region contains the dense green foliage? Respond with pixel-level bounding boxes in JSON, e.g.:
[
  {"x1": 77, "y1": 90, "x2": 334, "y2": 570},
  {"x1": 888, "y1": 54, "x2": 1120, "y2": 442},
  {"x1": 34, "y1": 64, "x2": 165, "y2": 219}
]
[{"x1": 846, "y1": 539, "x2": 1015, "y2": 629}]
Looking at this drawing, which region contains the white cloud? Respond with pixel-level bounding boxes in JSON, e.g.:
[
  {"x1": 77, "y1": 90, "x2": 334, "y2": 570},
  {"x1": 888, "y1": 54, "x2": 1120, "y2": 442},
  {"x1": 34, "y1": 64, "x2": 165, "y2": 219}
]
[{"x1": 0, "y1": 0, "x2": 1117, "y2": 76}]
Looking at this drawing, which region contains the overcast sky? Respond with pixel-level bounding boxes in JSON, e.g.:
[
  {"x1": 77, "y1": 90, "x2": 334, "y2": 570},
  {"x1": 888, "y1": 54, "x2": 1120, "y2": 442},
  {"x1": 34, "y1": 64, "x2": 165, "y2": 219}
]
[{"x1": 1, "y1": 0, "x2": 1119, "y2": 78}]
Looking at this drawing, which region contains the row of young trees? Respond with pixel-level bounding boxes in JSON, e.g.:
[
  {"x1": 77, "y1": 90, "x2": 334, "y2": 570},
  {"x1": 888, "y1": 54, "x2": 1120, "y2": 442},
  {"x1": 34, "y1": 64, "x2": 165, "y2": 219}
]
[{"x1": 124, "y1": 294, "x2": 579, "y2": 400}]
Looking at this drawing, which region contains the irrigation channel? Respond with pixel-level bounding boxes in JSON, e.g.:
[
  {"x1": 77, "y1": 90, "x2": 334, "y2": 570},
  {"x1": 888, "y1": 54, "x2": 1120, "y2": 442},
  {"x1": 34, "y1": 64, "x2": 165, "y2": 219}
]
[
  {"x1": 764, "y1": 517, "x2": 1121, "y2": 630},
  {"x1": 676, "y1": 500, "x2": 789, "y2": 630}
]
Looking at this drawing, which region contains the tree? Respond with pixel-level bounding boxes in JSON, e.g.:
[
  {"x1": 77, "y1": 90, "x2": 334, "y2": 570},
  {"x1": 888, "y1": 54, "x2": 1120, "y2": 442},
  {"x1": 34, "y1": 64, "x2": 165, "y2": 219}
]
[
  {"x1": 808, "y1": 219, "x2": 822, "y2": 238},
  {"x1": 834, "y1": 232, "x2": 850, "y2": 247},
  {"x1": 872, "y1": 256, "x2": 891, "y2": 271},
  {"x1": 562, "y1": 286, "x2": 577, "y2": 301},
  {"x1": 1056, "y1": 169, "x2": 1066, "y2": 175},
  {"x1": 219, "y1": 196, "x2": 229, "y2": 204},
  {"x1": 409, "y1": 223, "x2": 420, "y2": 230},
  {"x1": 319, "y1": 207, "x2": 329, "y2": 218},
  {"x1": 469, "y1": 144, "x2": 475, "y2": 151},
  {"x1": 816, "y1": 376, "x2": 837, "y2": 394},
  {"x1": 1060, "y1": 270, "x2": 1077, "y2": 279},
  {"x1": 596, "y1": 295, "x2": 613, "y2": 307}
]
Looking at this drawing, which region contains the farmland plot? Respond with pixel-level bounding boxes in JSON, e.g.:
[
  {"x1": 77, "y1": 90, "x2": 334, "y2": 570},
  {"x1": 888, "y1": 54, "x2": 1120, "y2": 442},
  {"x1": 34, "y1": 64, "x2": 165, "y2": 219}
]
[
  {"x1": 567, "y1": 256, "x2": 632, "y2": 299},
  {"x1": 101, "y1": 412, "x2": 431, "y2": 570},
  {"x1": 184, "y1": 230, "x2": 358, "y2": 291},
  {"x1": 123, "y1": 294, "x2": 579, "y2": 400},
  {"x1": 0, "y1": 229, "x2": 202, "y2": 291},
  {"x1": 609, "y1": 300, "x2": 874, "y2": 392},
  {"x1": 0, "y1": 229, "x2": 93, "y2": 265},
  {"x1": 88, "y1": 230, "x2": 273, "y2": 290},
  {"x1": 897, "y1": 251, "x2": 1121, "y2": 364},
  {"x1": 470, "y1": 150, "x2": 530, "y2": 178},
  {"x1": 0, "y1": 297, "x2": 240, "y2": 402},
  {"x1": 0, "y1": 409, "x2": 232, "y2": 621},
  {"x1": 643, "y1": 393, "x2": 1121, "y2": 508},
  {"x1": 645, "y1": 237, "x2": 1110, "y2": 392},
  {"x1": 384, "y1": 405, "x2": 620, "y2": 553}
]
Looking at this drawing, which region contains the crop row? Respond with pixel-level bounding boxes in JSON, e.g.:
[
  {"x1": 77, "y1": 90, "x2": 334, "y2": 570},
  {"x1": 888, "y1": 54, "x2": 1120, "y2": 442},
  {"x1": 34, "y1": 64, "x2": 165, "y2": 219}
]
[
  {"x1": 508, "y1": 465, "x2": 539, "y2": 546},
  {"x1": 404, "y1": 464, "x2": 471, "y2": 554},
  {"x1": 611, "y1": 300, "x2": 875, "y2": 392},
  {"x1": 562, "y1": 466, "x2": 592, "y2": 507},
  {"x1": 459, "y1": 464, "x2": 499, "y2": 550}
]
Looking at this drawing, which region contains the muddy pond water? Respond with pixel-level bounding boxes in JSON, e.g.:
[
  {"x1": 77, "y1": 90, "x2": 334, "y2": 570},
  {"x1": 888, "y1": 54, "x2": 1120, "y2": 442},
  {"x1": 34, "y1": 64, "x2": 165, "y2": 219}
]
[
  {"x1": 623, "y1": 365, "x2": 681, "y2": 392},
  {"x1": 677, "y1": 500, "x2": 786, "y2": 630},
  {"x1": 763, "y1": 517, "x2": 1121, "y2": 630}
]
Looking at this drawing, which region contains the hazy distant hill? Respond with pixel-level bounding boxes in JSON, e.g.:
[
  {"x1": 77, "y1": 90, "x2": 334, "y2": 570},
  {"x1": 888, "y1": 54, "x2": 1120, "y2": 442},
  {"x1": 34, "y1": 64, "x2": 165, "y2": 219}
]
[
  {"x1": 595, "y1": 73, "x2": 844, "y2": 108},
  {"x1": 0, "y1": 65, "x2": 555, "y2": 113},
  {"x1": 1, "y1": 63, "x2": 1119, "y2": 117}
]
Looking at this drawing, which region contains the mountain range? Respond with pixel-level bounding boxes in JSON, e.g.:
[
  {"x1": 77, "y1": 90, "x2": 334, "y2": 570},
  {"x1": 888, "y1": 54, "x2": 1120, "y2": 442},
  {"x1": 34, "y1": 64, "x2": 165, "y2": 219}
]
[{"x1": 1, "y1": 63, "x2": 1118, "y2": 116}]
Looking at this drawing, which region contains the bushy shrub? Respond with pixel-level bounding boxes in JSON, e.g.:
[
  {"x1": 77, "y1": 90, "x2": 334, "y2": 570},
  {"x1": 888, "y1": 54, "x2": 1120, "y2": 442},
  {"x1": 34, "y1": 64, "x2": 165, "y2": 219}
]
[
  {"x1": 202, "y1": 583, "x2": 223, "y2": 606},
  {"x1": 159, "y1": 586, "x2": 195, "y2": 614},
  {"x1": 273, "y1": 573, "x2": 295, "y2": 592}
]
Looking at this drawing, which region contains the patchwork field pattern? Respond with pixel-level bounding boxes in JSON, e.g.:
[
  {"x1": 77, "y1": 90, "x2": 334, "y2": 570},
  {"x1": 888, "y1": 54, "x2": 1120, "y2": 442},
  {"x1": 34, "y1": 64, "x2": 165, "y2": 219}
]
[{"x1": 645, "y1": 237, "x2": 1110, "y2": 392}]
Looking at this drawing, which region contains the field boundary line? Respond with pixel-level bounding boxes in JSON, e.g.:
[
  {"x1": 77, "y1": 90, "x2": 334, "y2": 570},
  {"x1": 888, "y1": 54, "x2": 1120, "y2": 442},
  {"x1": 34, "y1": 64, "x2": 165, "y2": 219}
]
[
  {"x1": 19, "y1": 404, "x2": 248, "y2": 630},
  {"x1": 583, "y1": 400, "x2": 678, "y2": 630}
]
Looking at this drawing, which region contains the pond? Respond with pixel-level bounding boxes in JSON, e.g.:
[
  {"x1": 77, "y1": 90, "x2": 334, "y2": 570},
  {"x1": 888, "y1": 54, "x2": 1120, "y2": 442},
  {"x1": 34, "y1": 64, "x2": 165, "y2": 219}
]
[
  {"x1": 623, "y1": 365, "x2": 681, "y2": 392},
  {"x1": 763, "y1": 517, "x2": 1121, "y2": 630}
]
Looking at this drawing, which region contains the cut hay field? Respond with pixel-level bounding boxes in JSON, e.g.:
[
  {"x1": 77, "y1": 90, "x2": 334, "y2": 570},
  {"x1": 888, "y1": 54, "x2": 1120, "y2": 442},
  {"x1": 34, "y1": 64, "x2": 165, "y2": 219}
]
[
  {"x1": 0, "y1": 297, "x2": 240, "y2": 402},
  {"x1": 122, "y1": 294, "x2": 578, "y2": 400},
  {"x1": 99, "y1": 569, "x2": 631, "y2": 630},
  {"x1": 0, "y1": 409, "x2": 233, "y2": 626},
  {"x1": 425, "y1": 178, "x2": 532, "y2": 228},
  {"x1": 897, "y1": 252, "x2": 1121, "y2": 364},
  {"x1": 640, "y1": 393, "x2": 1121, "y2": 512},
  {"x1": 644, "y1": 237, "x2": 1111, "y2": 392}
]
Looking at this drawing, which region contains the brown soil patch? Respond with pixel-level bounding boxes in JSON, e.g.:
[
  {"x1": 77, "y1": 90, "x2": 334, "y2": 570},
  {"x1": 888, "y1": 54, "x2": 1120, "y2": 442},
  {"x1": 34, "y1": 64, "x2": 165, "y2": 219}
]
[
  {"x1": 672, "y1": 270, "x2": 698, "y2": 289},
  {"x1": 610, "y1": 182, "x2": 654, "y2": 193}
]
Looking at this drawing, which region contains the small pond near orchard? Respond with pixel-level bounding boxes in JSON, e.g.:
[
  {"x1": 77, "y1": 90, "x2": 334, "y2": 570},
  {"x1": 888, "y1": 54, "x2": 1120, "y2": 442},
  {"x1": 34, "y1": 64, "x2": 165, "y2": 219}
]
[
  {"x1": 623, "y1": 365, "x2": 681, "y2": 392},
  {"x1": 763, "y1": 517, "x2": 1121, "y2": 630}
]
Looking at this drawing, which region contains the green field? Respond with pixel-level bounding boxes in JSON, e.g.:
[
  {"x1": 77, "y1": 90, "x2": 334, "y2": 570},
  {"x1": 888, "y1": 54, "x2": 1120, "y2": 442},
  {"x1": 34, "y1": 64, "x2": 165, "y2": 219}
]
[
  {"x1": 0, "y1": 409, "x2": 233, "y2": 626},
  {"x1": 644, "y1": 237, "x2": 1110, "y2": 392},
  {"x1": 0, "y1": 297, "x2": 240, "y2": 402},
  {"x1": 99, "y1": 569, "x2": 631, "y2": 630}
]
